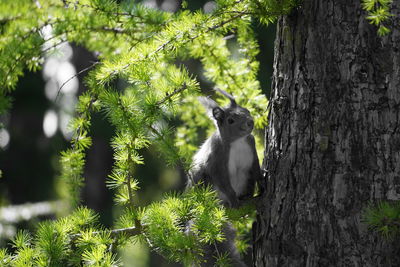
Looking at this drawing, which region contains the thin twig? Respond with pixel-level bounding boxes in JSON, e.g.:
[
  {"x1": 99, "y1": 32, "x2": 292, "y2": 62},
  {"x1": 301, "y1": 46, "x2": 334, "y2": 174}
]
[
  {"x1": 42, "y1": 39, "x2": 68, "y2": 54},
  {"x1": 156, "y1": 83, "x2": 187, "y2": 106},
  {"x1": 55, "y1": 61, "x2": 100, "y2": 102},
  {"x1": 207, "y1": 13, "x2": 244, "y2": 31},
  {"x1": 70, "y1": 226, "x2": 141, "y2": 241}
]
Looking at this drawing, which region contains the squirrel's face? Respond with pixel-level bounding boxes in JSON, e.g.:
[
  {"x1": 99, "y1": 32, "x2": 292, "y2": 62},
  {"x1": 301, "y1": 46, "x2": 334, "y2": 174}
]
[
  {"x1": 198, "y1": 89, "x2": 255, "y2": 142},
  {"x1": 213, "y1": 105, "x2": 254, "y2": 141}
]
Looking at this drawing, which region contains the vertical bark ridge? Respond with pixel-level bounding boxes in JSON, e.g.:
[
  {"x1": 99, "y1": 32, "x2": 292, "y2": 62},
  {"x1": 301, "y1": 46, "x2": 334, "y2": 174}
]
[{"x1": 255, "y1": 0, "x2": 400, "y2": 266}]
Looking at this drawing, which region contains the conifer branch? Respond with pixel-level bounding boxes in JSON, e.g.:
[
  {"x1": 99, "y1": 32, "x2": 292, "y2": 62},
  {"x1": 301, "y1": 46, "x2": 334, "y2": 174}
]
[
  {"x1": 108, "y1": 12, "x2": 247, "y2": 80},
  {"x1": 0, "y1": 15, "x2": 23, "y2": 24},
  {"x1": 156, "y1": 83, "x2": 187, "y2": 106},
  {"x1": 62, "y1": 0, "x2": 161, "y2": 21},
  {"x1": 1, "y1": 39, "x2": 66, "y2": 91},
  {"x1": 126, "y1": 149, "x2": 136, "y2": 207},
  {"x1": 70, "y1": 96, "x2": 96, "y2": 151},
  {"x1": 210, "y1": 49, "x2": 240, "y2": 87},
  {"x1": 42, "y1": 40, "x2": 68, "y2": 54},
  {"x1": 20, "y1": 18, "x2": 56, "y2": 41},
  {"x1": 70, "y1": 226, "x2": 141, "y2": 242},
  {"x1": 97, "y1": 26, "x2": 134, "y2": 34},
  {"x1": 106, "y1": 96, "x2": 143, "y2": 232},
  {"x1": 147, "y1": 124, "x2": 189, "y2": 174},
  {"x1": 207, "y1": 13, "x2": 244, "y2": 31},
  {"x1": 108, "y1": 226, "x2": 141, "y2": 237}
]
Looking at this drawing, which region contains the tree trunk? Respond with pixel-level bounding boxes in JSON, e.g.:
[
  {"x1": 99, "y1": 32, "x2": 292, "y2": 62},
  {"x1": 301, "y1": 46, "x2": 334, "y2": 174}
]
[{"x1": 254, "y1": 1, "x2": 400, "y2": 266}]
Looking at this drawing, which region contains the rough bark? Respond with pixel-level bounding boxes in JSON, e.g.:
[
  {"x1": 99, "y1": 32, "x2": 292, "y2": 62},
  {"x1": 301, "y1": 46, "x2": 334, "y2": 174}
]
[{"x1": 254, "y1": 1, "x2": 400, "y2": 266}]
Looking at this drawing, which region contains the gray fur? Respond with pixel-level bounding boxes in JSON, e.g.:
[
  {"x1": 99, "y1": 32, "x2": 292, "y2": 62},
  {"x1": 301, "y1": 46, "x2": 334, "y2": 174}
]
[
  {"x1": 188, "y1": 89, "x2": 262, "y2": 266},
  {"x1": 189, "y1": 89, "x2": 262, "y2": 207}
]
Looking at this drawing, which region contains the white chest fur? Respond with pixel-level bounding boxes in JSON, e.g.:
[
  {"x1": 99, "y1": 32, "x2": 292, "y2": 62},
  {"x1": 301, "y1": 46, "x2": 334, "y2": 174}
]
[{"x1": 228, "y1": 137, "x2": 254, "y2": 195}]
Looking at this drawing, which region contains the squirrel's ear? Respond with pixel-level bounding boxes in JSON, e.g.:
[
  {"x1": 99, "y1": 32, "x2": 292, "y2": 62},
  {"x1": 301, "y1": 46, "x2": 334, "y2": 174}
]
[
  {"x1": 199, "y1": 96, "x2": 224, "y2": 122},
  {"x1": 212, "y1": 107, "x2": 225, "y2": 122}
]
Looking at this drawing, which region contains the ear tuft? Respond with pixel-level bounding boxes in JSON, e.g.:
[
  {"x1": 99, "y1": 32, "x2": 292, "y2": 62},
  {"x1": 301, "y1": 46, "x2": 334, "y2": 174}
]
[
  {"x1": 214, "y1": 88, "x2": 237, "y2": 107},
  {"x1": 198, "y1": 96, "x2": 218, "y2": 110}
]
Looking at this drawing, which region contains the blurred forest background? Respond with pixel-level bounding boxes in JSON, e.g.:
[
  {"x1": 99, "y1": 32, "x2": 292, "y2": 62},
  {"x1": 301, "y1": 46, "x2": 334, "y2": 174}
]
[{"x1": 0, "y1": 0, "x2": 275, "y2": 265}]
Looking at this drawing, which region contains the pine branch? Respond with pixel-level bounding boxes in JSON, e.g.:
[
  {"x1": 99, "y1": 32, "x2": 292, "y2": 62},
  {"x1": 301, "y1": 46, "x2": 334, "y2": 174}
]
[
  {"x1": 62, "y1": 0, "x2": 137, "y2": 18},
  {"x1": 207, "y1": 13, "x2": 244, "y2": 31},
  {"x1": 209, "y1": 48, "x2": 241, "y2": 88},
  {"x1": 97, "y1": 26, "x2": 135, "y2": 34},
  {"x1": 126, "y1": 149, "x2": 136, "y2": 208},
  {"x1": 1, "y1": 38, "x2": 67, "y2": 92},
  {"x1": 62, "y1": 0, "x2": 167, "y2": 23},
  {"x1": 0, "y1": 15, "x2": 23, "y2": 24},
  {"x1": 156, "y1": 83, "x2": 187, "y2": 106},
  {"x1": 70, "y1": 95, "x2": 96, "y2": 151},
  {"x1": 147, "y1": 124, "x2": 189, "y2": 174},
  {"x1": 104, "y1": 12, "x2": 248, "y2": 81},
  {"x1": 70, "y1": 226, "x2": 141, "y2": 242}
]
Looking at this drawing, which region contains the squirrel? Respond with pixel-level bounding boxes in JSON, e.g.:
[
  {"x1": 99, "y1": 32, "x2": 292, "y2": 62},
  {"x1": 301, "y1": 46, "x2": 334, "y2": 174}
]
[
  {"x1": 188, "y1": 88, "x2": 262, "y2": 208},
  {"x1": 187, "y1": 88, "x2": 262, "y2": 267}
]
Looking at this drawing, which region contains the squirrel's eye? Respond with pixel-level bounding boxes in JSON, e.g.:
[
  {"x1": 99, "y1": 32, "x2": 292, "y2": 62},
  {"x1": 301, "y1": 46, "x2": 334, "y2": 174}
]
[{"x1": 227, "y1": 118, "x2": 235, "y2": 124}]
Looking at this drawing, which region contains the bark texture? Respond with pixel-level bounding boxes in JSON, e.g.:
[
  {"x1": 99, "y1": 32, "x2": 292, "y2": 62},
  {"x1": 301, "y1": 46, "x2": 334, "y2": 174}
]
[{"x1": 254, "y1": 1, "x2": 400, "y2": 266}]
